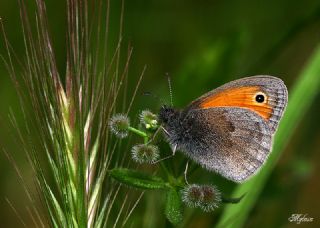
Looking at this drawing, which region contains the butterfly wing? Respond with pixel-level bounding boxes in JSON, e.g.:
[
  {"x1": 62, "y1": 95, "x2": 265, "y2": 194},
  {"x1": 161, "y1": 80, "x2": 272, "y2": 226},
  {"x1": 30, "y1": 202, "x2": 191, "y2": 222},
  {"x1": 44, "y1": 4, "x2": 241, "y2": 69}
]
[
  {"x1": 186, "y1": 75, "x2": 288, "y2": 133},
  {"x1": 178, "y1": 75, "x2": 287, "y2": 182},
  {"x1": 181, "y1": 107, "x2": 272, "y2": 182}
]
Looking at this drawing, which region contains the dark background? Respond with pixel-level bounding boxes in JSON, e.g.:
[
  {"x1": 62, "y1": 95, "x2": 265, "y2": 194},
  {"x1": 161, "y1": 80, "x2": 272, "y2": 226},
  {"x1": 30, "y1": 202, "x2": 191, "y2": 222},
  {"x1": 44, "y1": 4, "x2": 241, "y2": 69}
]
[{"x1": 0, "y1": 0, "x2": 320, "y2": 227}]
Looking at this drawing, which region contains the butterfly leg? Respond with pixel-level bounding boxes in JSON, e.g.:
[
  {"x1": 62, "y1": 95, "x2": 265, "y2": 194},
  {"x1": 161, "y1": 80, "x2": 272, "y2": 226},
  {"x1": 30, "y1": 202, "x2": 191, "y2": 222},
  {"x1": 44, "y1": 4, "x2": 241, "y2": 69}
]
[
  {"x1": 151, "y1": 144, "x2": 176, "y2": 164},
  {"x1": 161, "y1": 126, "x2": 170, "y2": 136},
  {"x1": 147, "y1": 126, "x2": 162, "y2": 144},
  {"x1": 184, "y1": 161, "x2": 189, "y2": 185}
]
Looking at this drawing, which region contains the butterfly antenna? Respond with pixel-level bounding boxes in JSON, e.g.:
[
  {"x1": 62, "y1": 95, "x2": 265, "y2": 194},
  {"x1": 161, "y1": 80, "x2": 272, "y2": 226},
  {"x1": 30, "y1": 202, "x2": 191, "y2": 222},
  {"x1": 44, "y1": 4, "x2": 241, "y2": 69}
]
[{"x1": 166, "y1": 72, "x2": 173, "y2": 106}]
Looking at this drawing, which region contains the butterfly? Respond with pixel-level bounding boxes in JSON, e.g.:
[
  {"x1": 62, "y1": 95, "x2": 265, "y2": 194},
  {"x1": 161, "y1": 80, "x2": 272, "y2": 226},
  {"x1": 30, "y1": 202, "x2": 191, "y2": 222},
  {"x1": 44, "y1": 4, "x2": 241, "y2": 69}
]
[{"x1": 158, "y1": 76, "x2": 288, "y2": 183}]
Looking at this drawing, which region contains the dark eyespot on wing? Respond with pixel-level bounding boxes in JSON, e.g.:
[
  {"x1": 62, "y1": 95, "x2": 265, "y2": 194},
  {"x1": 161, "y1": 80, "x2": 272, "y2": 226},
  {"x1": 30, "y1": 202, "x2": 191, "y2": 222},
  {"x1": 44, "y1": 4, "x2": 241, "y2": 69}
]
[{"x1": 186, "y1": 75, "x2": 288, "y2": 134}]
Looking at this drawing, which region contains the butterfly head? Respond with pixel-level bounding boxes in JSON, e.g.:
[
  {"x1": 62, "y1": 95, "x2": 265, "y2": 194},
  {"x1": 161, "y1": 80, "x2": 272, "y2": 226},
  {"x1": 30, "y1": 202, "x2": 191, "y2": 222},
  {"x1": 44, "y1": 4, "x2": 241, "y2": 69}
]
[{"x1": 158, "y1": 105, "x2": 180, "y2": 124}]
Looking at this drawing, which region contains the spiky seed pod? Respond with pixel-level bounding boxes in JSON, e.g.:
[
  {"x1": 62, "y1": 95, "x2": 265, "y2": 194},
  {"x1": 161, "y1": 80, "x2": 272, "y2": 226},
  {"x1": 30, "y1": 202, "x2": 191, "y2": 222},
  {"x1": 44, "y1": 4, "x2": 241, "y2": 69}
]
[
  {"x1": 109, "y1": 114, "x2": 130, "y2": 138},
  {"x1": 199, "y1": 185, "x2": 221, "y2": 212},
  {"x1": 181, "y1": 184, "x2": 221, "y2": 212},
  {"x1": 181, "y1": 184, "x2": 203, "y2": 208},
  {"x1": 139, "y1": 110, "x2": 158, "y2": 130},
  {"x1": 131, "y1": 144, "x2": 160, "y2": 164}
]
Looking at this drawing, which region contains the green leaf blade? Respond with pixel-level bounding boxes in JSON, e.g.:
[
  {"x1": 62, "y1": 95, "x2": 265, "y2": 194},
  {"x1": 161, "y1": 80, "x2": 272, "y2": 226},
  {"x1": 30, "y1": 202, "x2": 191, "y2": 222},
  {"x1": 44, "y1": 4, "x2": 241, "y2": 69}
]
[
  {"x1": 109, "y1": 168, "x2": 169, "y2": 189},
  {"x1": 165, "y1": 188, "x2": 183, "y2": 225}
]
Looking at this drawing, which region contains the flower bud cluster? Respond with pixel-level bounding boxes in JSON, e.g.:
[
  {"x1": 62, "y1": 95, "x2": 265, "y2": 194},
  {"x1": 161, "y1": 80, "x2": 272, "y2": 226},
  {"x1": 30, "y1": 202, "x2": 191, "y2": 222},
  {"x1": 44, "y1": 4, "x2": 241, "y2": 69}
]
[
  {"x1": 139, "y1": 110, "x2": 158, "y2": 130},
  {"x1": 181, "y1": 184, "x2": 221, "y2": 212},
  {"x1": 108, "y1": 114, "x2": 130, "y2": 138},
  {"x1": 131, "y1": 144, "x2": 160, "y2": 164}
]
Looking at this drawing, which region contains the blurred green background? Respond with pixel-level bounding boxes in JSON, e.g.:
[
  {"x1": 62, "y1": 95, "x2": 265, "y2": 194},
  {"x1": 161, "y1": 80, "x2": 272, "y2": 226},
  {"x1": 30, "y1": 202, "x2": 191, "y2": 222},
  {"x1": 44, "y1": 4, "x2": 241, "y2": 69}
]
[{"x1": 1, "y1": 0, "x2": 320, "y2": 227}]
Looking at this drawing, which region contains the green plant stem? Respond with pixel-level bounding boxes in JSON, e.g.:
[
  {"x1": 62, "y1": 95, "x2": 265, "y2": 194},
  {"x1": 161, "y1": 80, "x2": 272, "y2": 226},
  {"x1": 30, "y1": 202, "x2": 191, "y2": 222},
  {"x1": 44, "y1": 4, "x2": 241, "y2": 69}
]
[
  {"x1": 128, "y1": 127, "x2": 148, "y2": 139},
  {"x1": 160, "y1": 162, "x2": 173, "y2": 182},
  {"x1": 217, "y1": 44, "x2": 320, "y2": 228}
]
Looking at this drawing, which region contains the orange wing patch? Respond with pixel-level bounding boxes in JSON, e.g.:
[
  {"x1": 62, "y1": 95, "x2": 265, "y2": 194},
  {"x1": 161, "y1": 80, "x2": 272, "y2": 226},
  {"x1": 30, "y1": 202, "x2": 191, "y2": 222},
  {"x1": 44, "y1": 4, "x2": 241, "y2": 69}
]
[{"x1": 199, "y1": 86, "x2": 272, "y2": 120}]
